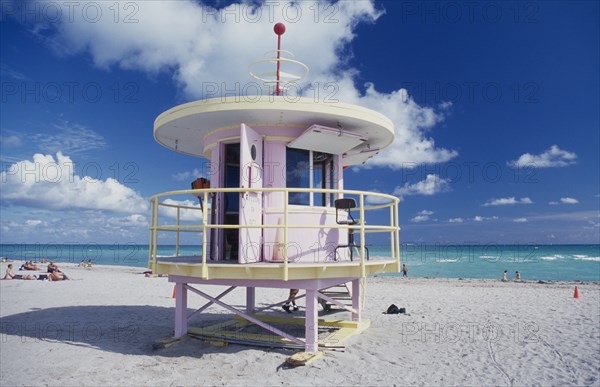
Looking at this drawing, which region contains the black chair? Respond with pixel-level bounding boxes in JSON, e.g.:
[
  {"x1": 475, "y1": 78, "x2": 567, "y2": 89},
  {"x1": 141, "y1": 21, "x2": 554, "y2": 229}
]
[{"x1": 334, "y1": 198, "x2": 369, "y2": 261}]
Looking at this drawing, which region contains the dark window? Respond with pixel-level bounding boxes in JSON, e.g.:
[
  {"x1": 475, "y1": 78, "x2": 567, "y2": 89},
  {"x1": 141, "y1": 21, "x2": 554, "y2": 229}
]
[
  {"x1": 286, "y1": 149, "x2": 335, "y2": 206},
  {"x1": 286, "y1": 148, "x2": 310, "y2": 205}
]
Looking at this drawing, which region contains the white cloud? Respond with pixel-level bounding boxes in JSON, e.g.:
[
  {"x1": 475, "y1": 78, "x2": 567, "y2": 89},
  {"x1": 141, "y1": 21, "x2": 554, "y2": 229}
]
[
  {"x1": 448, "y1": 217, "x2": 463, "y2": 223},
  {"x1": 513, "y1": 218, "x2": 528, "y2": 223},
  {"x1": 529, "y1": 210, "x2": 598, "y2": 222},
  {"x1": 0, "y1": 152, "x2": 148, "y2": 213},
  {"x1": 508, "y1": 145, "x2": 577, "y2": 168},
  {"x1": 0, "y1": 63, "x2": 29, "y2": 80},
  {"x1": 0, "y1": 135, "x2": 22, "y2": 147},
  {"x1": 25, "y1": 219, "x2": 45, "y2": 227},
  {"x1": 483, "y1": 197, "x2": 533, "y2": 206},
  {"x1": 160, "y1": 199, "x2": 203, "y2": 222},
  {"x1": 364, "y1": 192, "x2": 392, "y2": 204},
  {"x1": 30, "y1": 121, "x2": 106, "y2": 155},
  {"x1": 393, "y1": 174, "x2": 451, "y2": 199},
  {"x1": 341, "y1": 83, "x2": 458, "y2": 168},
  {"x1": 549, "y1": 197, "x2": 579, "y2": 205},
  {"x1": 172, "y1": 168, "x2": 206, "y2": 182},
  {"x1": 30, "y1": 0, "x2": 456, "y2": 169},
  {"x1": 560, "y1": 197, "x2": 579, "y2": 204},
  {"x1": 411, "y1": 210, "x2": 433, "y2": 223},
  {"x1": 439, "y1": 101, "x2": 453, "y2": 110},
  {"x1": 0, "y1": 210, "x2": 150, "y2": 243},
  {"x1": 473, "y1": 215, "x2": 498, "y2": 222},
  {"x1": 107, "y1": 214, "x2": 148, "y2": 228}
]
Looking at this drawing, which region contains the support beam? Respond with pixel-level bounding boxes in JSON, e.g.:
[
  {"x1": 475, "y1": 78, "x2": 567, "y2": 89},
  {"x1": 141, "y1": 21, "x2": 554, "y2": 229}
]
[
  {"x1": 317, "y1": 291, "x2": 357, "y2": 314},
  {"x1": 186, "y1": 284, "x2": 304, "y2": 346},
  {"x1": 188, "y1": 286, "x2": 237, "y2": 320},
  {"x1": 305, "y1": 289, "x2": 318, "y2": 353},
  {"x1": 174, "y1": 282, "x2": 188, "y2": 337},
  {"x1": 352, "y1": 279, "x2": 362, "y2": 322},
  {"x1": 246, "y1": 286, "x2": 256, "y2": 314}
]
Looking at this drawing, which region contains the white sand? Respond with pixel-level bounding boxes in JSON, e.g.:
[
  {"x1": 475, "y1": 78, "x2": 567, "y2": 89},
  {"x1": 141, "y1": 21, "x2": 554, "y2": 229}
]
[{"x1": 1, "y1": 261, "x2": 598, "y2": 386}]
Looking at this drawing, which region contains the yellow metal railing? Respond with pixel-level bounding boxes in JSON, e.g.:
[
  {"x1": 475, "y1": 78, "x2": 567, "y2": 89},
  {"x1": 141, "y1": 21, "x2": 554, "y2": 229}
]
[{"x1": 147, "y1": 188, "x2": 400, "y2": 280}]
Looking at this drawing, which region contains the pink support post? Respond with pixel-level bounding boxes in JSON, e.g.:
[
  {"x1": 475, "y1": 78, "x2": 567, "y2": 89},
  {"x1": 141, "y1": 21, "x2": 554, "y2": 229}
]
[
  {"x1": 246, "y1": 286, "x2": 256, "y2": 314},
  {"x1": 174, "y1": 282, "x2": 188, "y2": 338},
  {"x1": 351, "y1": 279, "x2": 362, "y2": 322},
  {"x1": 305, "y1": 289, "x2": 319, "y2": 353}
]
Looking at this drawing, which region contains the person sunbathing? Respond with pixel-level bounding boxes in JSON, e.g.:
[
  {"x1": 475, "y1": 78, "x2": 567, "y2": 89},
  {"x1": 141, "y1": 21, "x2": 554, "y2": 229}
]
[
  {"x1": 47, "y1": 262, "x2": 60, "y2": 273},
  {"x1": 21, "y1": 261, "x2": 40, "y2": 270},
  {"x1": 48, "y1": 271, "x2": 69, "y2": 281},
  {"x1": 3, "y1": 264, "x2": 36, "y2": 280}
]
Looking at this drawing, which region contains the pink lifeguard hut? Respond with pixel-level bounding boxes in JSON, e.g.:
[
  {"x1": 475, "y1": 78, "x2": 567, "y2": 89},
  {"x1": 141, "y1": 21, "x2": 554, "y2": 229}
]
[{"x1": 148, "y1": 23, "x2": 400, "y2": 362}]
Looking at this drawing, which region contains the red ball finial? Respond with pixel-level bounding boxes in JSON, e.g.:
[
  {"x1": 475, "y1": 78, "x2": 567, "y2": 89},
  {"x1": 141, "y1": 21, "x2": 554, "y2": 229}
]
[{"x1": 274, "y1": 22, "x2": 286, "y2": 36}]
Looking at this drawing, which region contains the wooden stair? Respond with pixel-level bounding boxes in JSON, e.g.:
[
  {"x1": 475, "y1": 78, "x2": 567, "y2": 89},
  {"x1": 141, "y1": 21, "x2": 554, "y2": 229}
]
[{"x1": 319, "y1": 283, "x2": 352, "y2": 311}]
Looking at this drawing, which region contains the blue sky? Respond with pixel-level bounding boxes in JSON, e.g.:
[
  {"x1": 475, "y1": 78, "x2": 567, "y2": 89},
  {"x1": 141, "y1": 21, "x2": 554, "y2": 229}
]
[{"x1": 1, "y1": 0, "x2": 598, "y2": 245}]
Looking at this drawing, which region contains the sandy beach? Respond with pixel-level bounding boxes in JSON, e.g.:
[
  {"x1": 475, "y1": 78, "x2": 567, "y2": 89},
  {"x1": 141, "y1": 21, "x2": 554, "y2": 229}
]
[{"x1": 0, "y1": 261, "x2": 598, "y2": 386}]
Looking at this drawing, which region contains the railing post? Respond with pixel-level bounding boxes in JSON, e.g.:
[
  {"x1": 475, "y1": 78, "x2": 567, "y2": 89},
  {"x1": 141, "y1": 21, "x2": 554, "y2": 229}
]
[
  {"x1": 201, "y1": 190, "x2": 208, "y2": 279},
  {"x1": 359, "y1": 193, "x2": 366, "y2": 278},
  {"x1": 394, "y1": 200, "x2": 401, "y2": 272},
  {"x1": 175, "y1": 207, "x2": 180, "y2": 257},
  {"x1": 151, "y1": 196, "x2": 159, "y2": 274},
  {"x1": 148, "y1": 197, "x2": 154, "y2": 271},
  {"x1": 389, "y1": 204, "x2": 395, "y2": 261},
  {"x1": 283, "y1": 189, "x2": 289, "y2": 281}
]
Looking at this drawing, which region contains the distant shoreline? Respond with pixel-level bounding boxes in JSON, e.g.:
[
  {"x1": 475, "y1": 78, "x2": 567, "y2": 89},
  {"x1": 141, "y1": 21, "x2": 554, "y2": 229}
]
[{"x1": 2, "y1": 259, "x2": 599, "y2": 284}]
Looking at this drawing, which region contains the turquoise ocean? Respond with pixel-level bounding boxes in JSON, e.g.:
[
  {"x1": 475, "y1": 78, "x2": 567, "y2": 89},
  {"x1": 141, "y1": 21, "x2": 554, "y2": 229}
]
[{"x1": 1, "y1": 244, "x2": 598, "y2": 282}]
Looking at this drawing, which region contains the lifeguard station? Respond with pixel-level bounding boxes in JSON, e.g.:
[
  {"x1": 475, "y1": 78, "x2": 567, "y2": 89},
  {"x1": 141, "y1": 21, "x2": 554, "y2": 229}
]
[{"x1": 148, "y1": 23, "x2": 400, "y2": 361}]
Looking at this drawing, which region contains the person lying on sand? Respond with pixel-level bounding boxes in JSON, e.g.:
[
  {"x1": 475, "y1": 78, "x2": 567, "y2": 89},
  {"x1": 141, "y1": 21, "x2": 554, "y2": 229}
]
[
  {"x1": 143, "y1": 270, "x2": 167, "y2": 278},
  {"x1": 21, "y1": 261, "x2": 40, "y2": 271},
  {"x1": 2, "y1": 264, "x2": 36, "y2": 280},
  {"x1": 46, "y1": 262, "x2": 70, "y2": 280},
  {"x1": 48, "y1": 271, "x2": 69, "y2": 281}
]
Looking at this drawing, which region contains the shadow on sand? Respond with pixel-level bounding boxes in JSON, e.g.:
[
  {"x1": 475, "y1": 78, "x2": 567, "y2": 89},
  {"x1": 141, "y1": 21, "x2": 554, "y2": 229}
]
[{"x1": 0, "y1": 305, "x2": 293, "y2": 358}]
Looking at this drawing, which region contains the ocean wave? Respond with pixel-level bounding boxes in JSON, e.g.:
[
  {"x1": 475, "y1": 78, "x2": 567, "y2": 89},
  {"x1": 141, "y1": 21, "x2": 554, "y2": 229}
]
[
  {"x1": 437, "y1": 259, "x2": 460, "y2": 263},
  {"x1": 573, "y1": 256, "x2": 600, "y2": 262},
  {"x1": 540, "y1": 256, "x2": 560, "y2": 261},
  {"x1": 479, "y1": 255, "x2": 500, "y2": 260}
]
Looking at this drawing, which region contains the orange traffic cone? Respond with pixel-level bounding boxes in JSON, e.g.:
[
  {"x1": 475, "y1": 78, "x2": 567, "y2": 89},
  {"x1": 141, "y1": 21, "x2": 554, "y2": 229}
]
[
  {"x1": 172, "y1": 285, "x2": 177, "y2": 299},
  {"x1": 573, "y1": 286, "x2": 580, "y2": 299}
]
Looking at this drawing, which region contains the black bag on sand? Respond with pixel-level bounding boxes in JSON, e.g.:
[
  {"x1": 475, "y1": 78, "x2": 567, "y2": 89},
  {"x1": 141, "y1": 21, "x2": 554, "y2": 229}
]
[{"x1": 386, "y1": 304, "x2": 400, "y2": 314}]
